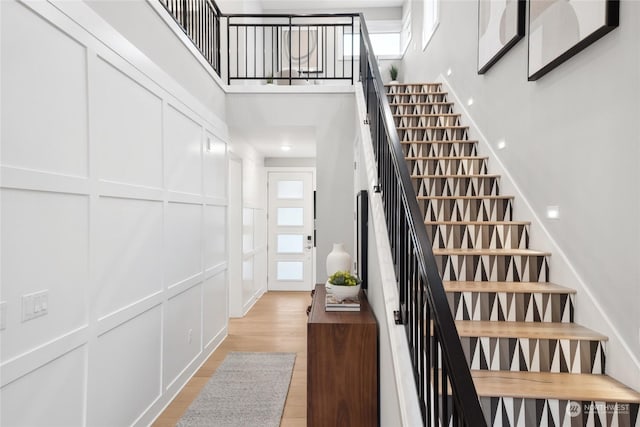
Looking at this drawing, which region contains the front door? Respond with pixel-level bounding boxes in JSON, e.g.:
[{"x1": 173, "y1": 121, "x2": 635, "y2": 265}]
[{"x1": 267, "y1": 172, "x2": 314, "y2": 291}]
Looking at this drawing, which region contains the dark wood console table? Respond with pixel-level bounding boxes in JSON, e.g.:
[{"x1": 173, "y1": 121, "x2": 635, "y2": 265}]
[{"x1": 307, "y1": 284, "x2": 378, "y2": 426}]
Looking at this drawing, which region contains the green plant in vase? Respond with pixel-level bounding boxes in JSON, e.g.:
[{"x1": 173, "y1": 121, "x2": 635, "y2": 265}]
[
  {"x1": 328, "y1": 271, "x2": 361, "y2": 286},
  {"x1": 389, "y1": 64, "x2": 398, "y2": 82}
]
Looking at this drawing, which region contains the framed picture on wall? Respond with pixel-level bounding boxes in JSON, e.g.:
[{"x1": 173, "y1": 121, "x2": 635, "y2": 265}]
[
  {"x1": 477, "y1": 0, "x2": 525, "y2": 74},
  {"x1": 281, "y1": 27, "x2": 324, "y2": 75},
  {"x1": 527, "y1": 0, "x2": 619, "y2": 81}
]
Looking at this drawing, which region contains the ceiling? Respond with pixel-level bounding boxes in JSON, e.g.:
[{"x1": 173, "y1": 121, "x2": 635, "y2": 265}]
[
  {"x1": 229, "y1": 125, "x2": 316, "y2": 158},
  {"x1": 218, "y1": 0, "x2": 404, "y2": 14},
  {"x1": 258, "y1": 0, "x2": 404, "y2": 10},
  {"x1": 226, "y1": 92, "x2": 356, "y2": 159}
]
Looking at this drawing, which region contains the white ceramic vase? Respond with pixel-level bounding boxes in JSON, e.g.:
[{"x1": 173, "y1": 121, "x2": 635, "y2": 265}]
[
  {"x1": 326, "y1": 243, "x2": 352, "y2": 277},
  {"x1": 328, "y1": 284, "x2": 361, "y2": 302}
]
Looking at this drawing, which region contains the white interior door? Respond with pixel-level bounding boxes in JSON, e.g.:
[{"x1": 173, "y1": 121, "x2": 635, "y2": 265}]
[{"x1": 268, "y1": 172, "x2": 314, "y2": 291}]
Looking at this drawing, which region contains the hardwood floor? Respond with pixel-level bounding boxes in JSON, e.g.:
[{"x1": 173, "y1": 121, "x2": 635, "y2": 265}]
[{"x1": 152, "y1": 291, "x2": 310, "y2": 427}]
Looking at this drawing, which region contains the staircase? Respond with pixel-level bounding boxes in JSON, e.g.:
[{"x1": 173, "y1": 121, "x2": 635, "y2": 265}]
[{"x1": 386, "y1": 83, "x2": 640, "y2": 427}]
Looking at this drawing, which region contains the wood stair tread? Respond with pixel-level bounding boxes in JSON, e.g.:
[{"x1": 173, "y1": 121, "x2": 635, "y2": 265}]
[
  {"x1": 444, "y1": 281, "x2": 575, "y2": 294},
  {"x1": 456, "y1": 320, "x2": 607, "y2": 341},
  {"x1": 472, "y1": 371, "x2": 640, "y2": 402},
  {"x1": 434, "y1": 248, "x2": 550, "y2": 256}
]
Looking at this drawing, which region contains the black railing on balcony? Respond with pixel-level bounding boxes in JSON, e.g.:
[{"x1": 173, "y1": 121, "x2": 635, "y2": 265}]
[
  {"x1": 159, "y1": 0, "x2": 221, "y2": 76},
  {"x1": 226, "y1": 14, "x2": 356, "y2": 85},
  {"x1": 358, "y1": 15, "x2": 486, "y2": 427}
]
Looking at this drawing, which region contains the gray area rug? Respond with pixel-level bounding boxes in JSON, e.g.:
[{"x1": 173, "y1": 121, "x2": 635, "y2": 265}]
[{"x1": 178, "y1": 352, "x2": 296, "y2": 427}]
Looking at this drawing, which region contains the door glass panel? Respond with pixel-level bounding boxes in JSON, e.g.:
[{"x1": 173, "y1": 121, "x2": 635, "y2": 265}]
[
  {"x1": 277, "y1": 180, "x2": 304, "y2": 199},
  {"x1": 277, "y1": 207, "x2": 303, "y2": 226},
  {"x1": 277, "y1": 261, "x2": 303, "y2": 280},
  {"x1": 277, "y1": 234, "x2": 304, "y2": 253}
]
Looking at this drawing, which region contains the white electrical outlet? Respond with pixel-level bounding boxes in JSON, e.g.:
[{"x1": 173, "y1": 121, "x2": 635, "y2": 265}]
[
  {"x1": 0, "y1": 301, "x2": 6, "y2": 330},
  {"x1": 21, "y1": 290, "x2": 48, "y2": 322}
]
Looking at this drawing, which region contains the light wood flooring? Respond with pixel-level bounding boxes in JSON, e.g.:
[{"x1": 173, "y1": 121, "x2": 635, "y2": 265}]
[{"x1": 152, "y1": 291, "x2": 311, "y2": 427}]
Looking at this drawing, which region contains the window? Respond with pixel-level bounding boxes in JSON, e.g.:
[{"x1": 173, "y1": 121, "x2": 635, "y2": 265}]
[
  {"x1": 344, "y1": 32, "x2": 403, "y2": 58},
  {"x1": 422, "y1": 0, "x2": 439, "y2": 50},
  {"x1": 401, "y1": 0, "x2": 412, "y2": 54}
]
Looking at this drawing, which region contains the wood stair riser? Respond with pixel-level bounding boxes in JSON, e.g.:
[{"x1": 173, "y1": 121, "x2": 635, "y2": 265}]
[
  {"x1": 394, "y1": 115, "x2": 461, "y2": 127},
  {"x1": 461, "y1": 337, "x2": 605, "y2": 374},
  {"x1": 480, "y1": 398, "x2": 639, "y2": 427},
  {"x1": 427, "y1": 223, "x2": 529, "y2": 250},
  {"x1": 419, "y1": 198, "x2": 513, "y2": 222},
  {"x1": 448, "y1": 291, "x2": 574, "y2": 323},
  {"x1": 398, "y1": 126, "x2": 469, "y2": 142},
  {"x1": 435, "y1": 254, "x2": 549, "y2": 282},
  {"x1": 407, "y1": 157, "x2": 488, "y2": 175},
  {"x1": 414, "y1": 176, "x2": 500, "y2": 197},
  {"x1": 403, "y1": 141, "x2": 478, "y2": 157}
]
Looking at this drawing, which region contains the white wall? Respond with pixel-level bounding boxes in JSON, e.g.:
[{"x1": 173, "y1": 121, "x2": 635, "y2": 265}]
[
  {"x1": 0, "y1": 1, "x2": 229, "y2": 426},
  {"x1": 226, "y1": 92, "x2": 356, "y2": 284},
  {"x1": 402, "y1": 0, "x2": 640, "y2": 390},
  {"x1": 227, "y1": 142, "x2": 267, "y2": 315},
  {"x1": 353, "y1": 85, "x2": 423, "y2": 427},
  {"x1": 85, "y1": 0, "x2": 227, "y2": 120}
]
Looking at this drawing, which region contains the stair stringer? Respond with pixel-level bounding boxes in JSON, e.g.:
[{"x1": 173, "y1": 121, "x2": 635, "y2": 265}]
[{"x1": 438, "y1": 75, "x2": 640, "y2": 391}]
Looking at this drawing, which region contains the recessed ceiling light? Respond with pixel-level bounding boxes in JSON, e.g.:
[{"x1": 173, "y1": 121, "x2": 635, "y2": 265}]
[
  {"x1": 281, "y1": 145, "x2": 291, "y2": 152},
  {"x1": 497, "y1": 140, "x2": 506, "y2": 150},
  {"x1": 446, "y1": 68, "x2": 452, "y2": 76},
  {"x1": 467, "y1": 98, "x2": 474, "y2": 106}
]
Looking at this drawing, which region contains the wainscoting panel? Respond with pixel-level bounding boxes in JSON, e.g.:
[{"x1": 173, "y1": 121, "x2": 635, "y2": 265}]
[
  {"x1": 93, "y1": 57, "x2": 163, "y2": 188},
  {"x1": 90, "y1": 305, "x2": 163, "y2": 427},
  {"x1": 165, "y1": 104, "x2": 203, "y2": 196},
  {"x1": 1, "y1": 0, "x2": 88, "y2": 178},
  {"x1": 0, "y1": 189, "x2": 89, "y2": 361},
  {"x1": 165, "y1": 202, "x2": 203, "y2": 288},
  {"x1": 0, "y1": 345, "x2": 86, "y2": 427},
  {"x1": 95, "y1": 197, "x2": 164, "y2": 318},
  {"x1": 204, "y1": 132, "x2": 228, "y2": 199},
  {"x1": 204, "y1": 272, "x2": 228, "y2": 347},
  {"x1": 243, "y1": 257, "x2": 255, "y2": 311},
  {"x1": 204, "y1": 205, "x2": 227, "y2": 269},
  {"x1": 164, "y1": 283, "x2": 203, "y2": 389},
  {"x1": 0, "y1": 1, "x2": 229, "y2": 426}
]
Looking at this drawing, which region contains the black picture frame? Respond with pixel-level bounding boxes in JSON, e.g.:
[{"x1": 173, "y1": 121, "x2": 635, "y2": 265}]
[
  {"x1": 477, "y1": 0, "x2": 526, "y2": 74},
  {"x1": 527, "y1": 0, "x2": 619, "y2": 81}
]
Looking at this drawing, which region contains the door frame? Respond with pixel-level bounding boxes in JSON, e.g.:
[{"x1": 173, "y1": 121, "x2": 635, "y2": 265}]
[
  {"x1": 228, "y1": 154, "x2": 243, "y2": 317},
  {"x1": 266, "y1": 167, "x2": 316, "y2": 291}
]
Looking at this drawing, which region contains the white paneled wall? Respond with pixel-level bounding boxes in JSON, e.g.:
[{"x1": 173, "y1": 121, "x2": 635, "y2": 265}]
[
  {"x1": 0, "y1": 1, "x2": 229, "y2": 426},
  {"x1": 241, "y1": 207, "x2": 267, "y2": 314}
]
